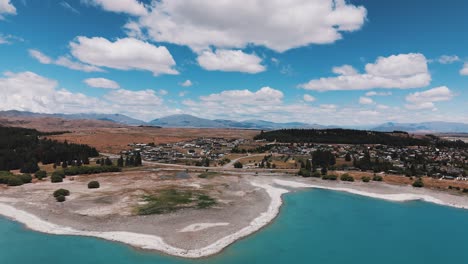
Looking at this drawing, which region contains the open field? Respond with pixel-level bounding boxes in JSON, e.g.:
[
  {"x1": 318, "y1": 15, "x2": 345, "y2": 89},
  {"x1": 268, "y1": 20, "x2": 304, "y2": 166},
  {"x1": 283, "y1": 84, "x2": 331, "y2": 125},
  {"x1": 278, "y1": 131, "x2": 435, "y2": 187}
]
[{"x1": 47, "y1": 127, "x2": 259, "y2": 154}]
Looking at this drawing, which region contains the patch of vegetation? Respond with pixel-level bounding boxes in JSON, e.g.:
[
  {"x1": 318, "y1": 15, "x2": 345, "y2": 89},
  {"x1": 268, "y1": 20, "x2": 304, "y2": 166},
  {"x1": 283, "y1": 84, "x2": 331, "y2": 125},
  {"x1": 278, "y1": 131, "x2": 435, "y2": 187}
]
[
  {"x1": 198, "y1": 171, "x2": 220, "y2": 179},
  {"x1": 53, "y1": 189, "x2": 70, "y2": 197},
  {"x1": 136, "y1": 189, "x2": 216, "y2": 215},
  {"x1": 372, "y1": 175, "x2": 383, "y2": 182},
  {"x1": 64, "y1": 166, "x2": 121, "y2": 176},
  {"x1": 340, "y1": 173, "x2": 354, "y2": 182},
  {"x1": 51, "y1": 173, "x2": 63, "y2": 183},
  {"x1": 0, "y1": 171, "x2": 33, "y2": 186},
  {"x1": 56, "y1": 195, "x2": 66, "y2": 202},
  {"x1": 88, "y1": 181, "x2": 100, "y2": 189},
  {"x1": 322, "y1": 174, "x2": 338, "y2": 181},
  {"x1": 18, "y1": 174, "x2": 32, "y2": 183},
  {"x1": 35, "y1": 170, "x2": 47, "y2": 180},
  {"x1": 362, "y1": 176, "x2": 371, "y2": 182},
  {"x1": 7, "y1": 177, "x2": 23, "y2": 186}
]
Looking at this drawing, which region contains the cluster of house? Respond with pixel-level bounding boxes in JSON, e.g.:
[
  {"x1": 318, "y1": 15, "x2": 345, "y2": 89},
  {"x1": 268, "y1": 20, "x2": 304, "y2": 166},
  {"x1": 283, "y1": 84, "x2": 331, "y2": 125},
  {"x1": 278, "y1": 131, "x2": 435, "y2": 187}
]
[
  {"x1": 125, "y1": 138, "x2": 249, "y2": 164},
  {"x1": 266, "y1": 143, "x2": 467, "y2": 179}
]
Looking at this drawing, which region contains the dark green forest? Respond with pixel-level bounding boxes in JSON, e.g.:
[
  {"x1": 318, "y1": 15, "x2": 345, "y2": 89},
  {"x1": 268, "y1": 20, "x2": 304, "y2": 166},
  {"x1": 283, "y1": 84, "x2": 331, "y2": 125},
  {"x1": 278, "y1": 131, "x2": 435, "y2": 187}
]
[
  {"x1": 0, "y1": 126, "x2": 99, "y2": 171},
  {"x1": 254, "y1": 129, "x2": 467, "y2": 148}
]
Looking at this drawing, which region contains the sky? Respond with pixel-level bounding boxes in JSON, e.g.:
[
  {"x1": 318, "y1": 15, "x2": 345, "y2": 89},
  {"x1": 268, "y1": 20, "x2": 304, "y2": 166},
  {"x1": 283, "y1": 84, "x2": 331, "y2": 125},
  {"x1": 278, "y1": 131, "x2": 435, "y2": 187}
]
[{"x1": 0, "y1": 0, "x2": 467, "y2": 125}]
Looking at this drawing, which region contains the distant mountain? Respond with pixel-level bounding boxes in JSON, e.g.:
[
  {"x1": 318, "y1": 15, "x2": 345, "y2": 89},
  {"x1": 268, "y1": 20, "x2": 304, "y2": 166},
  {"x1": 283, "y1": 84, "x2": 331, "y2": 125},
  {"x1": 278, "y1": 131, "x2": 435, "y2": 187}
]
[
  {"x1": 373, "y1": 122, "x2": 468, "y2": 133},
  {"x1": 0, "y1": 110, "x2": 145, "y2": 126},
  {"x1": 149, "y1": 114, "x2": 328, "y2": 129}
]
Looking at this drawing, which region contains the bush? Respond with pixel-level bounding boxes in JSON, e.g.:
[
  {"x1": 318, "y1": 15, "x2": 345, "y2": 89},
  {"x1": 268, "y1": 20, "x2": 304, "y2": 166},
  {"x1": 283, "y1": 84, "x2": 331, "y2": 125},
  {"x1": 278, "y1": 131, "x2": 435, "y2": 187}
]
[
  {"x1": 20, "y1": 161, "x2": 40, "y2": 173},
  {"x1": 52, "y1": 170, "x2": 65, "y2": 178},
  {"x1": 88, "y1": 181, "x2": 100, "y2": 189},
  {"x1": 322, "y1": 174, "x2": 338, "y2": 181},
  {"x1": 35, "y1": 170, "x2": 47, "y2": 180},
  {"x1": 56, "y1": 195, "x2": 66, "y2": 202},
  {"x1": 233, "y1": 161, "x2": 243, "y2": 169},
  {"x1": 19, "y1": 174, "x2": 33, "y2": 183},
  {"x1": 298, "y1": 168, "x2": 311, "y2": 177},
  {"x1": 63, "y1": 166, "x2": 121, "y2": 176},
  {"x1": 51, "y1": 173, "x2": 63, "y2": 183},
  {"x1": 340, "y1": 173, "x2": 354, "y2": 182},
  {"x1": 372, "y1": 175, "x2": 383, "y2": 182},
  {"x1": 463, "y1": 188, "x2": 468, "y2": 193},
  {"x1": 412, "y1": 177, "x2": 424, "y2": 188},
  {"x1": 362, "y1": 176, "x2": 371, "y2": 182},
  {"x1": 7, "y1": 177, "x2": 23, "y2": 186},
  {"x1": 53, "y1": 189, "x2": 70, "y2": 197},
  {"x1": 312, "y1": 171, "x2": 322, "y2": 178}
]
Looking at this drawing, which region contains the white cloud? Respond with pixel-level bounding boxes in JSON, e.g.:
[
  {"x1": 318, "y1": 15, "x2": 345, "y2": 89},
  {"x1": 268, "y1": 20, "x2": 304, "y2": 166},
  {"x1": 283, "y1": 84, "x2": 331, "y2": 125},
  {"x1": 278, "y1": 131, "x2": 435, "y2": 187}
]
[
  {"x1": 82, "y1": 0, "x2": 147, "y2": 16},
  {"x1": 70, "y1": 37, "x2": 178, "y2": 76},
  {"x1": 105, "y1": 89, "x2": 163, "y2": 106},
  {"x1": 299, "y1": 53, "x2": 431, "y2": 91},
  {"x1": 332, "y1": 65, "x2": 358, "y2": 76},
  {"x1": 198, "y1": 87, "x2": 283, "y2": 106},
  {"x1": 179, "y1": 91, "x2": 188, "y2": 97},
  {"x1": 0, "y1": 0, "x2": 16, "y2": 19},
  {"x1": 129, "y1": 0, "x2": 366, "y2": 52},
  {"x1": 359, "y1": 96, "x2": 374, "y2": 105},
  {"x1": 365, "y1": 91, "x2": 392, "y2": 96},
  {"x1": 29, "y1": 49, "x2": 104, "y2": 72},
  {"x1": 197, "y1": 49, "x2": 265, "y2": 74},
  {"x1": 460, "y1": 63, "x2": 468, "y2": 76},
  {"x1": 180, "y1": 80, "x2": 193, "y2": 87},
  {"x1": 84, "y1": 78, "x2": 120, "y2": 89},
  {"x1": 405, "y1": 86, "x2": 453, "y2": 110},
  {"x1": 0, "y1": 34, "x2": 22, "y2": 44},
  {"x1": 303, "y1": 94, "x2": 316, "y2": 102},
  {"x1": 438, "y1": 55, "x2": 460, "y2": 64},
  {"x1": 158, "y1": 89, "x2": 168, "y2": 96}
]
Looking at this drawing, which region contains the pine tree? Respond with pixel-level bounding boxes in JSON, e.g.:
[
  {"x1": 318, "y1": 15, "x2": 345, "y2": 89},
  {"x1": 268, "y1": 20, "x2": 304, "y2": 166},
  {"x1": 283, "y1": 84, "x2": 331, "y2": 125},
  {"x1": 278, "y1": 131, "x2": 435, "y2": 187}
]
[{"x1": 117, "y1": 156, "x2": 124, "y2": 167}]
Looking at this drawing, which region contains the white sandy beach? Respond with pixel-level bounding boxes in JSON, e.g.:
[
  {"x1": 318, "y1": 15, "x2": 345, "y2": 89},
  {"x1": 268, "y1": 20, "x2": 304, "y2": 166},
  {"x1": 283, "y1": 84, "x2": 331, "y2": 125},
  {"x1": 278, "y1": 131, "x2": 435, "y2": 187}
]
[{"x1": 1, "y1": 177, "x2": 468, "y2": 258}]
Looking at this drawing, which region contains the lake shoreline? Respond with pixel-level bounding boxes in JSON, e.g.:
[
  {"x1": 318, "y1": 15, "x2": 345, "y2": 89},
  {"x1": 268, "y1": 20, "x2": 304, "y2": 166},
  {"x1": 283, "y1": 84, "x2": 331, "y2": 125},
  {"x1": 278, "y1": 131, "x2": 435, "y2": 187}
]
[{"x1": 0, "y1": 176, "x2": 468, "y2": 258}]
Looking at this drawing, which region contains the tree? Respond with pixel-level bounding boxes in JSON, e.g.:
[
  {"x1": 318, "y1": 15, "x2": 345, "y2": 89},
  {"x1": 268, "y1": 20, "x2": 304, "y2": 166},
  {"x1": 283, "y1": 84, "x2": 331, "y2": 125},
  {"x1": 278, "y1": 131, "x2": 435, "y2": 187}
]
[
  {"x1": 234, "y1": 161, "x2": 243, "y2": 168},
  {"x1": 135, "y1": 152, "x2": 142, "y2": 166},
  {"x1": 125, "y1": 156, "x2": 130, "y2": 167},
  {"x1": 105, "y1": 158, "x2": 113, "y2": 166},
  {"x1": 20, "y1": 161, "x2": 40, "y2": 173},
  {"x1": 345, "y1": 153, "x2": 352, "y2": 162},
  {"x1": 117, "y1": 156, "x2": 124, "y2": 167},
  {"x1": 88, "y1": 181, "x2": 100, "y2": 189},
  {"x1": 61, "y1": 161, "x2": 68, "y2": 169},
  {"x1": 412, "y1": 177, "x2": 424, "y2": 188}
]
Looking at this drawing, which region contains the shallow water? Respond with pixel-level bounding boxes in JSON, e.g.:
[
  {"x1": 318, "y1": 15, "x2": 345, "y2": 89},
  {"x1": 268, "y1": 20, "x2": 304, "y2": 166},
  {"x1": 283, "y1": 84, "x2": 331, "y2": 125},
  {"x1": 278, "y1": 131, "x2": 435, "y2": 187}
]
[{"x1": 1, "y1": 189, "x2": 468, "y2": 263}]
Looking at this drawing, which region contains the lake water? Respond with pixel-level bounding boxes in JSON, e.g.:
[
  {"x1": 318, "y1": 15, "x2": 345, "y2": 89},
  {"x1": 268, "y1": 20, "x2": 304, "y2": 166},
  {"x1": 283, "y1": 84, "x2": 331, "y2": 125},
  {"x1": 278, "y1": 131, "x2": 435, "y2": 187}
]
[{"x1": 1, "y1": 189, "x2": 468, "y2": 264}]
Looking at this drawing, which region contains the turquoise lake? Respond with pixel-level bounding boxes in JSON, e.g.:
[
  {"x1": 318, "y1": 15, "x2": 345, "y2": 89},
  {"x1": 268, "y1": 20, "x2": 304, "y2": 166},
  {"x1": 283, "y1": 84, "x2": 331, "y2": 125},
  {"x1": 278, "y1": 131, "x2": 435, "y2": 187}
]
[{"x1": 1, "y1": 189, "x2": 468, "y2": 263}]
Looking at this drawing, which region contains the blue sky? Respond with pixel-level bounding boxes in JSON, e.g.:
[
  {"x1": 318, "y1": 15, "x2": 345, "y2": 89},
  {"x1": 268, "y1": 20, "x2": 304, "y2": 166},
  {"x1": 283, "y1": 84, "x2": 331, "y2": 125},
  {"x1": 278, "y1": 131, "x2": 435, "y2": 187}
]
[{"x1": 0, "y1": 0, "x2": 467, "y2": 125}]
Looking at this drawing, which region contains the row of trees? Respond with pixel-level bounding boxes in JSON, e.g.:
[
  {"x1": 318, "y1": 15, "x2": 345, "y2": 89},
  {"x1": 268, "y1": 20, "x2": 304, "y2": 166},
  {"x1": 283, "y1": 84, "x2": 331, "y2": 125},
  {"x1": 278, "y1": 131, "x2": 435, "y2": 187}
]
[
  {"x1": 115, "y1": 152, "x2": 143, "y2": 167},
  {"x1": 0, "y1": 127, "x2": 98, "y2": 172}
]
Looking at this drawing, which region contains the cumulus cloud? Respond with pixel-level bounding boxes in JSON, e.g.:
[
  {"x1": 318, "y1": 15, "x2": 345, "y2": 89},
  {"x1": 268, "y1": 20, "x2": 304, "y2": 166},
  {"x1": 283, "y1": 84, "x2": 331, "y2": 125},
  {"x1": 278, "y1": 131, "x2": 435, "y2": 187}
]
[
  {"x1": 69, "y1": 37, "x2": 178, "y2": 76},
  {"x1": 180, "y1": 80, "x2": 193, "y2": 87},
  {"x1": 299, "y1": 53, "x2": 431, "y2": 91},
  {"x1": 82, "y1": 0, "x2": 147, "y2": 16},
  {"x1": 105, "y1": 89, "x2": 163, "y2": 106},
  {"x1": 460, "y1": 63, "x2": 468, "y2": 76},
  {"x1": 303, "y1": 94, "x2": 316, "y2": 102},
  {"x1": 332, "y1": 65, "x2": 358, "y2": 76},
  {"x1": 197, "y1": 49, "x2": 265, "y2": 74},
  {"x1": 84, "y1": 78, "x2": 120, "y2": 89},
  {"x1": 405, "y1": 86, "x2": 453, "y2": 110},
  {"x1": 29, "y1": 49, "x2": 104, "y2": 72},
  {"x1": 359, "y1": 96, "x2": 374, "y2": 105},
  {"x1": 438, "y1": 55, "x2": 460, "y2": 64},
  {"x1": 0, "y1": 0, "x2": 16, "y2": 19},
  {"x1": 125, "y1": 0, "x2": 366, "y2": 52}
]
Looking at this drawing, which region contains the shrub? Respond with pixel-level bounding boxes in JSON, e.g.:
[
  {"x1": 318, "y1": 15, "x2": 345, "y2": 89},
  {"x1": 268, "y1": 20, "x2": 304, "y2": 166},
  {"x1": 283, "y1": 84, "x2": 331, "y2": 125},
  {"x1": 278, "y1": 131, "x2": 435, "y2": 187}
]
[
  {"x1": 298, "y1": 168, "x2": 311, "y2": 177},
  {"x1": 63, "y1": 166, "x2": 121, "y2": 176},
  {"x1": 463, "y1": 188, "x2": 468, "y2": 193},
  {"x1": 362, "y1": 176, "x2": 371, "y2": 182},
  {"x1": 52, "y1": 170, "x2": 65, "y2": 178},
  {"x1": 372, "y1": 175, "x2": 383, "y2": 182},
  {"x1": 88, "y1": 181, "x2": 100, "y2": 189},
  {"x1": 56, "y1": 195, "x2": 66, "y2": 202},
  {"x1": 340, "y1": 173, "x2": 354, "y2": 182},
  {"x1": 19, "y1": 174, "x2": 32, "y2": 184},
  {"x1": 53, "y1": 189, "x2": 70, "y2": 197},
  {"x1": 20, "y1": 161, "x2": 40, "y2": 173},
  {"x1": 412, "y1": 177, "x2": 424, "y2": 188},
  {"x1": 7, "y1": 177, "x2": 23, "y2": 186},
  {"x1": 51, "y1": 173, "x2": 63, "y2": 183},
  {"x1": 233, "y1": 161, "x2": 243, "y2": 169},
  {"x1": 312, "y1": 171, "x2": 322, "y2": 178},
  {"x1": 322, "y1": 174, "x2": 338, "y2": 181},
  {"x1": 35, "y1": 170, "x2": 47, "y2": 180}
]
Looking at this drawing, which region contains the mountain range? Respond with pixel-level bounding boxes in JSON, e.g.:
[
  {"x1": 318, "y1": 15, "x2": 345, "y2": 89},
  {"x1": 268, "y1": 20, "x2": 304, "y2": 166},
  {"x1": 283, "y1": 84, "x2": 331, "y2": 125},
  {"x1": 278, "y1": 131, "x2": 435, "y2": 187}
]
[{"x1": 0, "y1": 110, "x2": 467, "y2": 133}]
